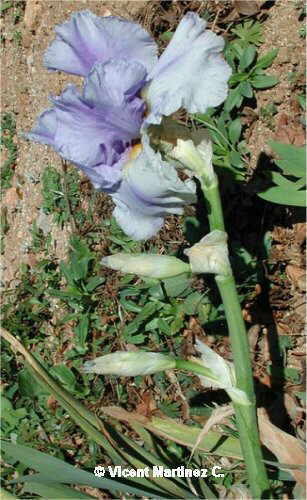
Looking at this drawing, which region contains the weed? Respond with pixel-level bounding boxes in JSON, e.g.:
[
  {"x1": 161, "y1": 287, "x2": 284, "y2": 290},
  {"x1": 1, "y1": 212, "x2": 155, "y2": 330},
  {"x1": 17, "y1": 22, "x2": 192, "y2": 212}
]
[
  {"x1": 0, "y1": 207, "x2": 9, "y2": 254},
  {"x1": 193, "y1": 109, "x2": 248, "y2": 180},
  {"x1": 12, "y1": 29, "x2": 22, "y2": 45},
  {"x1": 1, "y1": 112, "x2": 17, "y2": 193},
  {"x1": 231, "y1": 20, "x2": 263, "y2": 47},
  {"x1": 260, "y1": 102, "x2": 278, "y2": 129},
  {"x1": 41, "y1": 165, "x2": 82, "y2": 228}
]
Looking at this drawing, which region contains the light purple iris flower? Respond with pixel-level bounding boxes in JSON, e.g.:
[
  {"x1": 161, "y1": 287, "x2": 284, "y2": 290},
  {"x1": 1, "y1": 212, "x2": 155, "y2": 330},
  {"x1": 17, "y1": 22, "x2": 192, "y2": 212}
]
[{"x1": 28, "y1": 10, "x2": 230, "y2": 240}]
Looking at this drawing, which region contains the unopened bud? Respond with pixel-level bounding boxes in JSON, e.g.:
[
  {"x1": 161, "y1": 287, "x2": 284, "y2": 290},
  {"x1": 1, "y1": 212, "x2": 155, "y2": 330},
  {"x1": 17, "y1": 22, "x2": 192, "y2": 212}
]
[
  {"x1": 171, "y1": 131, "x2": 216, "y2": 187},
  {"x1": 101, "y1": 253, "x2": 190, "y2": 279},
  {"x1": 184, "y1": 230, "x2": 231, "y2": 276},
  {"x1": 83, "y1": 351, "x2": 176, "y2": 377}
]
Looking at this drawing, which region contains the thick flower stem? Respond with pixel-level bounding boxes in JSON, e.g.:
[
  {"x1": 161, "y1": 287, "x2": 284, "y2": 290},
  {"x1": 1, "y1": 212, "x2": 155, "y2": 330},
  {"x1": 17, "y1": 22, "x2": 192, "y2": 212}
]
[
  {"x1": 201, "y1": 178, "x2": 225, "y2": 232},
  {"x1": 216, "y1": 275, "x2": 270, "y2": 498},
  {"x1": 200, "y1": 179, "x2": 271, "y2": 498}
]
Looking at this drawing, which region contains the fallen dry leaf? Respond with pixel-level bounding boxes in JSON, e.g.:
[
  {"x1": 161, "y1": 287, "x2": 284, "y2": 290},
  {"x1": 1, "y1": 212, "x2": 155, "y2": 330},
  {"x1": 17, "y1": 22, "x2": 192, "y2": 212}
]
[
  {"x1": 190, "y1": 405, "x2": 234, "y2": 459},
  {"x1": 233, "y1": 0, "x2": 261, "y2": 15},
  {"x1": 293, "y1": 223, "x2": 306, "y2": 246},
  {"x1": 258, "y1": 408, "x2": 306, "y2": 489},
  {"x1": 286, "y1": 265, "x2": 306, "y2": 292}
]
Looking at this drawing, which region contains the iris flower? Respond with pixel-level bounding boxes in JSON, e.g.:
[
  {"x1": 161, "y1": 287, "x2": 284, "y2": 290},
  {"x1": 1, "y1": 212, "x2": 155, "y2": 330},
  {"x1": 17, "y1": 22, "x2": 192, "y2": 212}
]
[{"x1": 28, "y1": 10, "x2": 231, "y2": 240}]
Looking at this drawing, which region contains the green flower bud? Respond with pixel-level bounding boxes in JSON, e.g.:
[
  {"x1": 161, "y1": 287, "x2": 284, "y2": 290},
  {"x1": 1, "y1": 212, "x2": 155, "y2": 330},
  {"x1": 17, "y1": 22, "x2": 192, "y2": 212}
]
[
  {"x1": 101, "y1": 253, "x2": 190, "y2": 279},
  {"x1": 170, "y1": 130, "x2": 216, "y2": 187},
  {"x1": 84, "y1": 351, "x2": 176, "y2": 377},
  {"x1": 184, "y1": 230, "x2": 231, "y2": 276}
]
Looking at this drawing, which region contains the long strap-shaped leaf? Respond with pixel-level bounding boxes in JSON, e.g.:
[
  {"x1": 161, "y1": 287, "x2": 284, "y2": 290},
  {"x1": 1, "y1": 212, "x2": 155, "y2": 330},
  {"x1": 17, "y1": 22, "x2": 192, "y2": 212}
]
[
  {"x1": 1, "y1": 441, "x2": 167, "y2": 499},
  {"x1": 0, "y1": 328, "x2": 194, "y2": 499},
  {"x1": 103, "y1": 406, "x2": 243, "y2": 459}
]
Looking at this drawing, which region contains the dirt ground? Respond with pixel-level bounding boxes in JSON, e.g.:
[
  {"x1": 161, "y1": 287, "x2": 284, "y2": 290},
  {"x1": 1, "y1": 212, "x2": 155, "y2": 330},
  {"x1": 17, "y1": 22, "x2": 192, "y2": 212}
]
[{"x1": 1, "y1": 0, "x2": 149, "y2": 285}]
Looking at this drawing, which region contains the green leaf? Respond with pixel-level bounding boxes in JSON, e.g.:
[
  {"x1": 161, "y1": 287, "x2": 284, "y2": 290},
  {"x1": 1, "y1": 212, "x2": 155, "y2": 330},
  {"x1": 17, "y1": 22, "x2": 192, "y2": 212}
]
[
  {"x1": 85, "y1": 275, "x2": 105, "y2": 292},
  {"x1": 159, "y1": 31, "x2": 173, "y2": 41},
  {"x1": 251, "y1": 74, "x2": 279, "y2": 89},
  {"x1": 257, "y1": 185, "x2": 306, "y2": 206},
  {"x1": 170, "y1": 315, "x2": 184, "y2": 335},
  {"x1": 0, "y1": 1, "x2": 13, "y2": 13},
  {"x1": 224, "y1": 87, "x2": 243, "y2": 112},
  {"x1": 51, "y1": 364, "x2": 76, "y2": 391},
  {"x1": 228, "y1": 118, "x2": 242, "y2": 144},
  {"x1": 231, "y1": 20, "x2": 263, "y2": 47},
  {"x1": 255, "y1": 48, "x2": 278, "y2": 69},
  {"x1": 162, "y1": 273, "x2": 192, "y2": 298},
  {"x1": 18, "y1": 368, "x2": 49, "y2": 397},
  {"x1": 229, "y1": 151, "x2": 244, "y2": 168},
  {"x1": 123, "y1": 301, "x2": 159, "y2": 338},
  {"x1": 183, "y1": 292, "x2": 203, "y2": 315},
  {"x1": 75, "y1": 314, "x2": 90, "y2": 351},
  {"x1": 239, "y1": 81, "x2": 253, "y2": 98},
  {"x1": 23, "y1": 481, "x2": 95, "y2": 499},
  {"x1": 269, "y1": 141, "x2": 306, "y2": 178},
  {"x1": 2, "y1": 441, "x2": 166, "y2": 499},
  {"x1": 104, "y1": 408, "x2": 243, "y2": 459},
  {"x1": 239, "y1": 45, "x2": 256, "y2": 70}
]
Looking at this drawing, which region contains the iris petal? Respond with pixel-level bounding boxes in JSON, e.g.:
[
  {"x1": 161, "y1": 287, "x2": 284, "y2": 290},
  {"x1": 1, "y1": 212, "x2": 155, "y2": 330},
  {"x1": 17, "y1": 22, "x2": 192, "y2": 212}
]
[
  {"x1": 145, "y1": 12, "x2": 231, "y2": 125},
  {"x1": 27, "y1": 59, "x2": 146, "y2": 191},
  {"x1": 111, "y1": 136, "x2": 196, "y2": 240},
  {"x1": 44, "y1": 10, "x2": 158, "y2": 76}
]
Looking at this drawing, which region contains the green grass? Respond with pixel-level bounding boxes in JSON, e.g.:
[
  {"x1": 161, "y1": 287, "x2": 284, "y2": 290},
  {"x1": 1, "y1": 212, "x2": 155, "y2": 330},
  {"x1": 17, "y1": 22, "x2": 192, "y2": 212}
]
[{"x1": 1, "y1": 112, "x2": 17, "y2": 193}]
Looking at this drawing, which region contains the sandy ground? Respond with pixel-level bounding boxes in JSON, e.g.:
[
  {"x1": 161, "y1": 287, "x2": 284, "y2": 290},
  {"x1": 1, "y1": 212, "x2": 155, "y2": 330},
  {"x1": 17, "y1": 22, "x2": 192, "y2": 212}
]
[{"x1": 1, "y1": 0, "x2": 148, "y2": 285}]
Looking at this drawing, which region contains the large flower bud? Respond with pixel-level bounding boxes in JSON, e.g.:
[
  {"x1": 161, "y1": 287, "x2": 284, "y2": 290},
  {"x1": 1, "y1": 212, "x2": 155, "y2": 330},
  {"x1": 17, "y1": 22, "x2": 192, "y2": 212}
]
[
  {"x1": 101, "y1": 253, "x2": 190, "y2": 279},
  {"x1": 84, "y1": 351, "x2": 176, "y2": 376}
]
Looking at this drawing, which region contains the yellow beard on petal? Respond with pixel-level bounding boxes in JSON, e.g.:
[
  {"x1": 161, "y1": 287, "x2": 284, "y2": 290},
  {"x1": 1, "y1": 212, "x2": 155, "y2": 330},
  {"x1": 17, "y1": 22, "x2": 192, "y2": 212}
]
[
  {"x1": 122, "y1": 143, "x2": 143, "y2": 175},
  {"x1": 129, "y1": 143, "x2": 142, "y2": 160}
]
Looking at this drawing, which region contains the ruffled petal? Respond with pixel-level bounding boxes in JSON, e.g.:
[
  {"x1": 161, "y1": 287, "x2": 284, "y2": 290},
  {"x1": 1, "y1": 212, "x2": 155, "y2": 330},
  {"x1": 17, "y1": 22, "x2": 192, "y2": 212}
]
[
  {"x1": 145, "y1": 12, "x2": 231, "y2": 125},
  {"x1": 111, "y1": 136, "x2": 196, "y2": 240},
  {"x1": 113, "y1": 199, "x2": 164, "y2": 241},
  {"x1": 83, "y1": 59, "x2": 146, "y2": 144},
  {"x1": 28, "y1": 59, "x2": 146, "y2": 191},
  {"x1": 26, "y1": 108, "x2": 57, "y2": 147},
  {"x1": 79, "y1": 148, "x2": 130, "y2": 192},
  {"x1": 44, "y1": 10, "x2": 158, "y2": 76}
]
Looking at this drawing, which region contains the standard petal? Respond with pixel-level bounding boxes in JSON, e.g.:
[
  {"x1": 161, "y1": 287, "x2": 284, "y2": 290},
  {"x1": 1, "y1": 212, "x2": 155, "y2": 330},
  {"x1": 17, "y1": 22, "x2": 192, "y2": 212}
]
[
  {"x1": 145, "y1": 12, "x2": 231, "y2": 124},
  {"x1": 111, "y1": 136, "x2": 196, "y2": 240},
  {"x1": 44, "y1": 10, "x2": 158, "y2": 76},
  {"x1": 83, "y1": 59, "x2": 146, "y2": 141}
]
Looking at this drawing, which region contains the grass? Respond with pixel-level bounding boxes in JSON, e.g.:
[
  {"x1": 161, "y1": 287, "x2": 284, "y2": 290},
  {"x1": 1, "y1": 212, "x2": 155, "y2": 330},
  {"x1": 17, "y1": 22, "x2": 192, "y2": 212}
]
[
  {"x1": 1, "y1": 7, "x2": 304, "y2": 499},
  {"x1": 1, "y1": 112, "x2": 17, "y2": 193}
]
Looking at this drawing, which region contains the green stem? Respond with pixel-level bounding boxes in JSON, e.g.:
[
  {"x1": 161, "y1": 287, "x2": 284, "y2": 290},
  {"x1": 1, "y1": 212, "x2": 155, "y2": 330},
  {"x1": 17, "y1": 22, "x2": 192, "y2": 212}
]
[
  {"x1": 200, "y1": 180, "x2": 271, "y2": 498},
  {"x1": 201, "y1": 178, "x2": 225, "y2": 232},
  {"x1": 175, "y1": 359, "x2": 219, "y2": 381},
  {"x1": 216, "y1": 275, "x2": 269, "y2": 498}
]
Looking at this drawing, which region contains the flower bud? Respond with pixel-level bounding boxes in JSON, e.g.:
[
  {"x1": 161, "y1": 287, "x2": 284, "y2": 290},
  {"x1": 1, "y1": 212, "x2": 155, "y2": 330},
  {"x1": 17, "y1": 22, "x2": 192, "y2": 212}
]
[
  {"x1": 170, "y1": 130, "x2": 216, "y2": 187},
  {"x1": 184, "y1": 230, "x2": 231, "y2": 276},
  {"x1": 83, "y1": 351, "x2": 176, "y2": 377},
  {"x1": 101, "y1": 253, "x2": 190, "y2": 279},
  {"x1": 194, "y1": 340, "x2": 250, "y2": 406}
]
